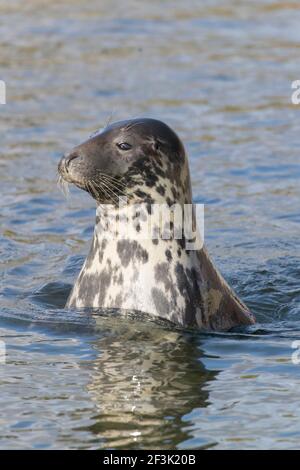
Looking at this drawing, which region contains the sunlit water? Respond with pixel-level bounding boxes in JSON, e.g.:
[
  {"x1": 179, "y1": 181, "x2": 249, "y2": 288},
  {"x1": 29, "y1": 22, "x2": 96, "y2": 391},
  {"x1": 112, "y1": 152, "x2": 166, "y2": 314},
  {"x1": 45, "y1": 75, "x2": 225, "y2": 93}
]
[{"x1": 0, "y1": 0, "x2": 300, "y2": 449}]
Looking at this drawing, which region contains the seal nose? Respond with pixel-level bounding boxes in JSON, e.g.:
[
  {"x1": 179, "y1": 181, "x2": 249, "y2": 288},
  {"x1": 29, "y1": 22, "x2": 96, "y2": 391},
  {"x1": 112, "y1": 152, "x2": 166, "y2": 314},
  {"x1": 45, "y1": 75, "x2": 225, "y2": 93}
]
[
  {"x1": 63, "y1": 152, "x2": 79, "y2": 171},
  {"x1": 58, "y1": 152, "x2": 80, "y2": 176}
]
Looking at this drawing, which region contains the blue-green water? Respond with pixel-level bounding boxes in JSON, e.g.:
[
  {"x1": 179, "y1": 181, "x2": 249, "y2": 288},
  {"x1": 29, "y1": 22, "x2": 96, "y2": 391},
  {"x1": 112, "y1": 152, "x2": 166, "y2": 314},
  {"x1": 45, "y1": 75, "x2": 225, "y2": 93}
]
[{"x1": 0, "y1": 0, "x2": 300, "y2": 449}]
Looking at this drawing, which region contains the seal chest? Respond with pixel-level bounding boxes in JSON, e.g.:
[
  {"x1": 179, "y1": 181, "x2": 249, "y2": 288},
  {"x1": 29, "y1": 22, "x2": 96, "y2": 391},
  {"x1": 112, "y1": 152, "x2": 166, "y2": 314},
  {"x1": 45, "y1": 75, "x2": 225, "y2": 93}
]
[{"x1": 58, "y1": 118, "x2": 255, "y2": 331}]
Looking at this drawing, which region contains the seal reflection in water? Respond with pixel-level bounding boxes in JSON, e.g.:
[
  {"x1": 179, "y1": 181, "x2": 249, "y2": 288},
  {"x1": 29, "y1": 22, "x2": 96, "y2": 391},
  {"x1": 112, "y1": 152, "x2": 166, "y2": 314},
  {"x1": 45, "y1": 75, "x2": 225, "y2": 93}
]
[
  {"x1": 84, "y1": 318, "x2": 217, "y2": 449},
  {"x1": 58, "y1": 118, "x2": 255, "y2": 331}
]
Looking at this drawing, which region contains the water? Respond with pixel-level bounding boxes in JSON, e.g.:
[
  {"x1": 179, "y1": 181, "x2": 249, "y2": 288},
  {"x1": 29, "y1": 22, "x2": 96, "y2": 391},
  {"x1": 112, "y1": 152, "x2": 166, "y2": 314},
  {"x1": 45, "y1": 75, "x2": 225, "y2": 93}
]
[{"x1": 0, "y1": 0, "x2": 300, "y2": 449}]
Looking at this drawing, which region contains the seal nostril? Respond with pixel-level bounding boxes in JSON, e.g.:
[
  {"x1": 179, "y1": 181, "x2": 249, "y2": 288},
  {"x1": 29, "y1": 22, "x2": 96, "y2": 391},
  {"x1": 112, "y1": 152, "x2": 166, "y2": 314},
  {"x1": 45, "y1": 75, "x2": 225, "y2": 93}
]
[{"x1": 65, "y1": 153, "x2": 79, "y2": 169}]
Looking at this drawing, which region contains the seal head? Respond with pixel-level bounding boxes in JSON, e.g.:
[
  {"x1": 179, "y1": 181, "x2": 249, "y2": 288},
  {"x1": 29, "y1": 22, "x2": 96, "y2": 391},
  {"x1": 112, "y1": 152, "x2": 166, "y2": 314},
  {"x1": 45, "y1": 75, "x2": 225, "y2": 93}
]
[{"x1": 58, "y1": 118, "x2": 187, "y2": 206}]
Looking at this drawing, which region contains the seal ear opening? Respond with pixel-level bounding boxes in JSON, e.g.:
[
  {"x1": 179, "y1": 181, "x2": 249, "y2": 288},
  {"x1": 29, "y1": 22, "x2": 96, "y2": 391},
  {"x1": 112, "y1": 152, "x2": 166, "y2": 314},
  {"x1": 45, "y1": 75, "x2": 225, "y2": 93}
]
[{"x1": 153, "y1": 138, "x2": 163, "y2": 152}]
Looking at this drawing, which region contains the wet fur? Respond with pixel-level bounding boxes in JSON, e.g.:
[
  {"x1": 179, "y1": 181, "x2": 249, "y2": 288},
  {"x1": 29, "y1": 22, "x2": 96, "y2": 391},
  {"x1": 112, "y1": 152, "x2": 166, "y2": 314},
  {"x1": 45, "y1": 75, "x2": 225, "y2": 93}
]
[{"x1": 58, "y1": 118, "x2": 255, "y2": 330}]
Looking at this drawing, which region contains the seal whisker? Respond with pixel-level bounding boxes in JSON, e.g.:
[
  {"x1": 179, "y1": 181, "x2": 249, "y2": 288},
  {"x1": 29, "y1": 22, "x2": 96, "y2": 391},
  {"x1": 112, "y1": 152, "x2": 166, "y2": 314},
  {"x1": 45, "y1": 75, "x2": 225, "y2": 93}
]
[
  {"x1": 91, "y1": 178, "x2": 119, "y2": 205},
  {"x1": 102, "y1": 180, "x2": 128, "y2": 204},
  {"x1": 125, "y1": 121, "x2": 142, "y2": 132},
  {"x1": 87, "y1": 180, "x2": 105, "y2": 211},
  {"x1": 105, "y1": 111, "x2": 115, "y2": 128},
  {"x1": 57, "y1": 174, "x2": 70, "y2": 198},
  {"x1": 103, "y1": 176, "x2": 128, "y2": 190},
  {"x1": 96, "y1": 171, "x2": 128, "y2": 189},
  {"x1": 99, "y1": 175, "x2": 128, "y2": 197},
  {"x1": 90, "y1": 180, "x2": 106, "y2": 201},
  {"x1": 93, "y1": 172, "x2": 127, "y2": 201},
  {"x1": 86, "y1": 180, "x2": 97, "y2": 199},
  {"x1": 89, "y1": 180, "x2": 112, "y2": 208},
  {"x1": 94, "y1": 177, "x2": 123, "y2": 205}
]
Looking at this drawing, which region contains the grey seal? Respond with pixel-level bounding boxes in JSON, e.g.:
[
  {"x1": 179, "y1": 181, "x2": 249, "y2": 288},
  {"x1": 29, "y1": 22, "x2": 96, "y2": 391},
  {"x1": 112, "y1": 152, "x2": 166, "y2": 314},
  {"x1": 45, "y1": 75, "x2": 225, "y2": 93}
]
[{"x1": 58, "y1": 118, "x2": 255, "y2": 331}]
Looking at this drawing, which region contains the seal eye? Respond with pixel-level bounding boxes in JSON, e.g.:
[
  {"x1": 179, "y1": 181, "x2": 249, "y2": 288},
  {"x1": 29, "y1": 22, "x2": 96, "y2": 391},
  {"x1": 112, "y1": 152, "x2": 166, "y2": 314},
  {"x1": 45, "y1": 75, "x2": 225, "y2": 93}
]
[{"x1": 117, "y1": 142, "x2": 132, "y2": 151}]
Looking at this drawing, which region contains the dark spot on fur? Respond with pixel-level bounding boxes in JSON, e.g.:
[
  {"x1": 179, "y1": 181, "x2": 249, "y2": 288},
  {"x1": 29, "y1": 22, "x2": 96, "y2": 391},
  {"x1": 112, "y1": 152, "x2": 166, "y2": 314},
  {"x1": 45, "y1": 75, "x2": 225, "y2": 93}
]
[
  {"x1": 171, "y1": 186, "x2": 179, "y2": 200},
  {"x1": 145, "y1": 172, "x2": 158, "y2": 187},
  {"x1": 146, "y1": 202, "x2": 152, "y2": 214},
  {"x1": 98, "y1": 238, "x2": 107, "y2": 263},
  {"x1": 166, "y1": 197, "x2": 174, "y2": 207},
  {"x1": 98, "y1": 268, "x2": 113, "y2": 304},
  {"x1": 76, "y1": 266, "x2": 112, "y2": 306},
  {"x1": 75, "y1": 274, "x2": 93, "y2": 303},
  {"x1": 85, "y1": 238, "x2": 98, "y2": 270},
  {"x1": 175, "y1": 262, "x2": 200, "y2": 326},
  {"x1": 155, "y1": 262, "x2": 170, "y2": 283},
  {"x1": 131, "y1": 158, "x2": 159, "y2": 188},
  {"x1": 165, "y1": 249, "x2": 172, "y2": 262},
  {"x1": 114, "y1": 293, "x2": 123, "y2": 307},
  {"x1": 117, "y1": 240, "x2": 149, "y2": 267},
  {"x1": 156, "y1": 184, "x2": 165, "y2": 196},
  {"x1": 176, "y1": 236, "x2": 185, "y2": 250},
  {"x1": 152, "y1": 163, "x2": 165, "y2": 178},
  {"x1": 112, "y1": 264, "x2": 121, "y2": 284},
  {"x1": 134, "y1": 189, "x2": 148, "y2": 199},
  {"x1": 154, "y1": 263, "x2": 178, "y2": 306},
  {"x1": 151, "y1": 287, "x2": 170, "y2": 316}
]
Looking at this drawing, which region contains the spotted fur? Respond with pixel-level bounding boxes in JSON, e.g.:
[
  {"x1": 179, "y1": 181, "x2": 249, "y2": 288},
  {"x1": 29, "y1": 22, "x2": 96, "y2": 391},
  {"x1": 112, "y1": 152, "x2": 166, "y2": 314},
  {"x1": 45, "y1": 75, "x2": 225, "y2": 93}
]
[{"x1": 58, "y1": 118, "x2": 255, "y2": 331}]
